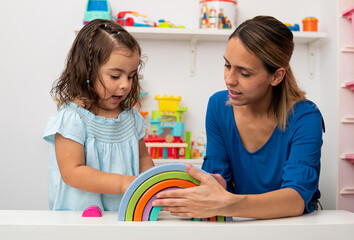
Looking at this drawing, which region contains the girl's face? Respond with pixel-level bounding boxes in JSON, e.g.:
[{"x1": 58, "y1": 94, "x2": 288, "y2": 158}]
[
  {"x1": 94, "y1": 48, "x2": 140, "y2": 118},
  {"x1": 224, "y1": 37, "x2": 283, "y2": 109}
]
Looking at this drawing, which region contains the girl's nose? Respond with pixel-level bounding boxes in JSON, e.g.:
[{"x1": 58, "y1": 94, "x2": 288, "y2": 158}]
[{"x1": 119, "y1": 76, "x2": 130, "y2": 89}]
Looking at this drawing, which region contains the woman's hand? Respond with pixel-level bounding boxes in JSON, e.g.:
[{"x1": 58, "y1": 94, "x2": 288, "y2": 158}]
[{"x1": 152, "y1": 164, "x2": 232, "y2": 218}]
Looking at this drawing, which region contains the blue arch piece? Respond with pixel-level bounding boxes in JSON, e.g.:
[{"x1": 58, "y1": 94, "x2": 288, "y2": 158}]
[{"x1": 118, "y1": 163, "x2": 212, "y2": 221}]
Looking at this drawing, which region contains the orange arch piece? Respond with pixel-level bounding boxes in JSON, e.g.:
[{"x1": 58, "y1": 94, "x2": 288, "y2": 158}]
[
  {"x1": 209, "y1": 216, "x2": 217, "y2": 221},
  {"x1": 133, "y1": 179, "x2": 197, "y2": 221}
]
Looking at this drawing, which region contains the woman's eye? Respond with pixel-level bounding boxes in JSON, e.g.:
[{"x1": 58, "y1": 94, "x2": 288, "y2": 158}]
[
  {"x1": 241, "y1": 72, "x2": 251, "y2": 77},
  {"x1": 224, "y1": 64, "x2": 231, "y2": 69}
]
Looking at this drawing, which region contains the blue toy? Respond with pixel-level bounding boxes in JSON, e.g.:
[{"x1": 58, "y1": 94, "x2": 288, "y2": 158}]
[{"x1": 83, "y1": 0, "x2": 111, "y2": 25}]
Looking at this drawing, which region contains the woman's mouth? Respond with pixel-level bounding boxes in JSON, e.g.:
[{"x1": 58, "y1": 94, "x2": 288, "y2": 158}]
[{"x1": 229, "y1": 90, "x2": 242, "y2": 99}]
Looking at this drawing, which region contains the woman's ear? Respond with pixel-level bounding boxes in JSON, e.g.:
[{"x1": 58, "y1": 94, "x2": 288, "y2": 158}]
[{"x1": 271, "y1": 67, "x2": 286, "y2": 86}]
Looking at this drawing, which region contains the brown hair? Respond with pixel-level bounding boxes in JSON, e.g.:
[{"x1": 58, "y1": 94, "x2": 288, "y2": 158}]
[
  {"x1": 230, "y1": 16, "x2": 306, "y2": 130},
  {"x1": 51, "y1": 19, "x2": 143, "y2": 111}
]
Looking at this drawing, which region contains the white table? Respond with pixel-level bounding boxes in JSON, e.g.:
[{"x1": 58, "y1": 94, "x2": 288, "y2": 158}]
[{"x1": 0, "y1": 210, "x2": 354, "y2": 240}]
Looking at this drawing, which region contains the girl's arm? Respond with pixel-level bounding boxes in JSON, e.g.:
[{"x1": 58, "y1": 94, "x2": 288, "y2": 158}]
[
  {"x1": 55, "y1": 133, "x2": 136, "y2": 194},
  {"x1": 138, "y1": 138, "x2": 154, "y2": 173},
  {"x1": 152, "y1": 164, "x2": 305, "y2": 219}
]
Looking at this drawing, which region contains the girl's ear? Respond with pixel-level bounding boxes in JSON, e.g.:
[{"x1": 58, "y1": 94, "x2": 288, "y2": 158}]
[{"x1": 271, "y1": 67, "x2": 286, "y2": 87}]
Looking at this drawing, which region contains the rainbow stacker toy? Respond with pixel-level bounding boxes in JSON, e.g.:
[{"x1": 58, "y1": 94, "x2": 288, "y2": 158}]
[{"x1": 117, "y1": 163, "x2": 232, "y2": 221}]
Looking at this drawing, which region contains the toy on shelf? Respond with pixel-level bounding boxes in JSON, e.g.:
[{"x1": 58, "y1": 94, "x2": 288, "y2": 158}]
[
  {"x1": 116, "y1": 11, "x2": 156, "y2": 27},
  {"x1": 82, "y1": 205, "x2": 102, "y2": 217},
  {"x1": 284, "y1": 23, "x2": 300, "y2": 31},
  {"x1": 342, "y1": 6, "x2": 354, "y2": 40},
  {"x1": 157, "y1": 19, "x2": 185, "y2": 28},
  {"x1": 83, "y1": 0, "x2": 112, "y2": 25},
  {"x1": 199, "y1": 0, "x2": 237, "y2": 29},
  {"x1": 138, "y1": 92, "x2": 149, "y2": 117},
  {"x1": 302, "y1": 17, "x2": 318, "y2": 32},
  {"x1": 117, "y1": 163, "x2": 232, "y2": 221},
  {"x1": 145, "y1": 95, "x2": 189, "y2": 159},
  {"x1": 191, "y1": 131, "x2": 206, "y2": 159},
  {"x1": 149, "y1": 95, "x2": 187, "y2": 137}
]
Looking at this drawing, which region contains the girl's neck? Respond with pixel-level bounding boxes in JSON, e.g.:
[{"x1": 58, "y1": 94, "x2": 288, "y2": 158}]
[{"x1": 92, "y1": 105, "x2": 123, "y2": 119}]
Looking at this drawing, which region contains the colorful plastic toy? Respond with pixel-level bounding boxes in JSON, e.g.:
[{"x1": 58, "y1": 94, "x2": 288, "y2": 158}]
[
  {"x1": 157, "y1": 19, "x2": 185, "y2": 28},
  {"x1": 117, "y1": 163, "x2": 232, "y2": 221},
  {"x1": 149, "y1": 95, "x2": 187, "y2": 137},
  {"x1": 83, "y1": 0, "x2": 111, "y2": 25},
  {"x1": 116, "y1": 11, "x2": 156, "y2": 27},
  {"x1": 191, "y1": 131, "x2": 207, "y2": 159},
  {"x1": 284, "y1": 23, "x2": 300, "y2": 31},
  {"x1": 82, "y1": 205, "x2": 102, "y2": 217},
  {"x1": 302, "y1": 17, "x2": 318, "y2": 32},
  {"x1": 199, "y1": 0, "x2": 237, "y2": 29}
]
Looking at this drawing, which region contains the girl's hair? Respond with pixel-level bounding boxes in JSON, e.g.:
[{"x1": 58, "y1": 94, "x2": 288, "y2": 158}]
[
  {"x1": 230, "y1": 16, "x2": 306, "y2": 130},
  {"x1": 51, "y1": 19, "x2": 142, "y2": 111}
]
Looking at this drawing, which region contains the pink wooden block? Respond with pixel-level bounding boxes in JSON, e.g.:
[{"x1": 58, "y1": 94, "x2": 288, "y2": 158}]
[{"x1": 82, "y1": 205, "x2": 102, "y2": 217}]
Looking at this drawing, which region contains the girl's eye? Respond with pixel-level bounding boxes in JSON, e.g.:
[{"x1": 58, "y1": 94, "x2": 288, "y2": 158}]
[
  {"x1": 224, "y1": 64, "x2": 231, "y2": 69},
  {"x1": 111, "y1": 75, "x2": 120, "y2": 80},
  {"x1": 128, "y1": 73, "x2": 137, "y2": 80}
]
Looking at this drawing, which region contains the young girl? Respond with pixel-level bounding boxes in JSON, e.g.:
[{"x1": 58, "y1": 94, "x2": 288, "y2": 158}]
[{"x1": 43, "y1": 19, "x2": 154, "y2": 211}]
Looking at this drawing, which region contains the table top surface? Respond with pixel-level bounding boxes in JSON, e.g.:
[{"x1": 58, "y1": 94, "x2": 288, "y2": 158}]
[{"x1": 1, "y1": 210, "x2": 354, "y2": 226}]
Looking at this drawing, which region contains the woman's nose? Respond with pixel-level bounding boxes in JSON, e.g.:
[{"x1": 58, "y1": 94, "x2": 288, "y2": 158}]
[{"x1": 224, "y1": 69, "x2": 238, "y2": 85}]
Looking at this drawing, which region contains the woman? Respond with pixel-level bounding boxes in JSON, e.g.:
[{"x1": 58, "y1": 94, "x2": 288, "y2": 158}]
[{"x1": 152, "y1": 16, "x2": 324, "y2": 219}]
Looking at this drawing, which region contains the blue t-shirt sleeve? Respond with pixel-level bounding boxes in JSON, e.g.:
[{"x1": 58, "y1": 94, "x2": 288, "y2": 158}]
[
  {"x1": 281, "y1": 106, "x2": 323, "y2": 213},
  {"x1": 202, "y1": 93, "x2": 234, "y2": 192},
  {"x1": 132, "y1": 109, "x2": 148, "y2": 140},
  {"x1": 42, "y1": 108, "x2": 86, "y2": 145}
]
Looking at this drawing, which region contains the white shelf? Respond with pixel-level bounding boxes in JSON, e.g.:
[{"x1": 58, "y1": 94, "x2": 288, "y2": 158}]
[
  {"x1": 340, "y1": 188, "x2": 354, "y2": 195},
  {"x1": 341, "y1": 45, "x2": 354, "y2": 53},
  {"x1": 74, "y1": 27, "x2": 326, "y2": 77},
  {"x1": 124, "y1": 27, "x2": 327, "y2": 44},
  {"x1": 341, "y1": 117, "x2": 354, "y2": 123}
]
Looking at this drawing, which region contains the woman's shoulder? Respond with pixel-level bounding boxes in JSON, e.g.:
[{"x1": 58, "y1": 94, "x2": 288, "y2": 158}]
[
  {"x1": 291, "y1": 100, "x2": 321, "y2": 115},
  {"x1": 210, "y1": 90, "x2": 229, "y2": 101},
  {"x1": 208, "y1": 90, "x2": 230, "y2": 108},
  {"x1": 289, "y1": 99, "x2": 324, "y2": 132}
]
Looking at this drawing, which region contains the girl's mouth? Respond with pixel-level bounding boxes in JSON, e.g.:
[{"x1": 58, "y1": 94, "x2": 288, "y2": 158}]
[{"x1": 112, "y1": 95, "x2": 123, "y2": 102}]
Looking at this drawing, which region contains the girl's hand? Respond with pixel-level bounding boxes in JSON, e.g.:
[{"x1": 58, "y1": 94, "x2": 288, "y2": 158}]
[{"x1": 152, "y1": 164, "x2": 231, "y2": 219}]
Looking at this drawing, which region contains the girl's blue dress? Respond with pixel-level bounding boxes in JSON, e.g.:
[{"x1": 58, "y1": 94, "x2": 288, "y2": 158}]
[{"x1": 43, "y1": 102, "x2": 147, "y2": 211}]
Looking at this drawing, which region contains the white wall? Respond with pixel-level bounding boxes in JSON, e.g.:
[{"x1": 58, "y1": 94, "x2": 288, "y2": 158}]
[{"x1": 0, "y1": 0, "x2": 338, "y2": 210}]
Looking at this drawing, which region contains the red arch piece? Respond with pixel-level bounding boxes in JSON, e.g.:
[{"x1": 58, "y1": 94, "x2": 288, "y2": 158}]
[{"x1": 133, "y1": 179, "x2": 197, "y2": 221}]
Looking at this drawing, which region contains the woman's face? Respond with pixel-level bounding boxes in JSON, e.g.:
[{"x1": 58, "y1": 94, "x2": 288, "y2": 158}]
[{"x1": 224, "y1": 37, "x2": 281, "y2": 108}]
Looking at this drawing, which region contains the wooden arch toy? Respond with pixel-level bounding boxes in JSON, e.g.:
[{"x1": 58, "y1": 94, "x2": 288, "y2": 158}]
[{"x1": 117, "y1": 163, "x2": 232, "y2": 221}]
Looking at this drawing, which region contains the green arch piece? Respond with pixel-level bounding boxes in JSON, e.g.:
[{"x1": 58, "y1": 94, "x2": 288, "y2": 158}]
[
  {"x1": 125, "y1": 171, "x2": 200, "y2": 221},
  {"x1": 149, "y1": 206, "x2": 163, "y2": 221}
]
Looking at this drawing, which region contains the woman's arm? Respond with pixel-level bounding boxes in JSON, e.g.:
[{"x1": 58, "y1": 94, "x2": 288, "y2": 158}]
[
  {"x1": 55, "y1": 133, "x2": 136, "y2": 194},
  {"x1": 138, "y1": 138, "x2": 154, "y2": 173},
  {"x1": 153, "y1": 164, "x2": 304, "y2": 219}
]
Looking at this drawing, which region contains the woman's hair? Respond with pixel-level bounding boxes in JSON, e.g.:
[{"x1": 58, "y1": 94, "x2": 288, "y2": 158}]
[
  {"x1": 230, "y1": 16, "x2": 306, "y2": 130},
  {"x1": 51, "y1": 19, "x2": 143, "y2": 111}
]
